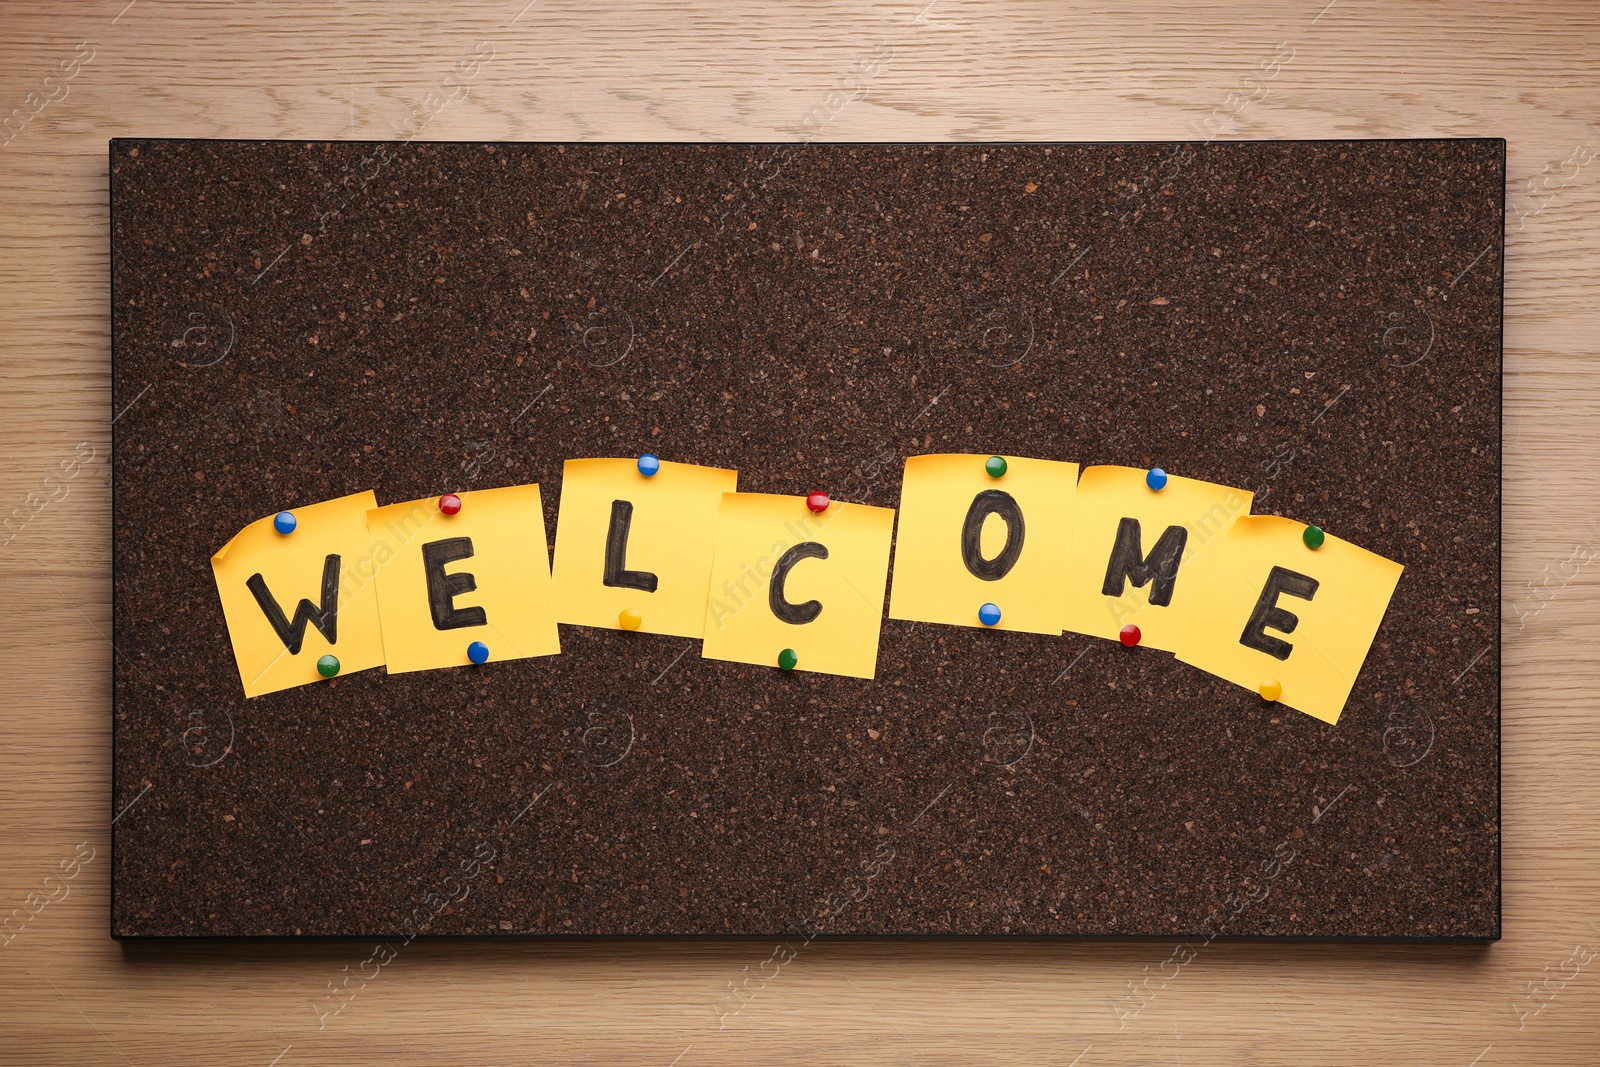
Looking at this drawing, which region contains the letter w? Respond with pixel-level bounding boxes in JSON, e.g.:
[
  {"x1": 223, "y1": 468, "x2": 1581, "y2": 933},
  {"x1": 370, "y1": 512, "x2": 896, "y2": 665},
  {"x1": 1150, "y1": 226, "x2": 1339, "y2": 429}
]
[{"x1": 246, "y1": 554, "x2": 341, "y2": 653}]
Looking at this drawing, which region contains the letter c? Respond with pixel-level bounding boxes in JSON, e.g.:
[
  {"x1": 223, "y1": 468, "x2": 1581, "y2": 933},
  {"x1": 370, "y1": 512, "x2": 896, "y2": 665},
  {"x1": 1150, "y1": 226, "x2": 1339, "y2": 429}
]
[{"x1": 769, "y1": 542, "x2": 828, "y2": 624}]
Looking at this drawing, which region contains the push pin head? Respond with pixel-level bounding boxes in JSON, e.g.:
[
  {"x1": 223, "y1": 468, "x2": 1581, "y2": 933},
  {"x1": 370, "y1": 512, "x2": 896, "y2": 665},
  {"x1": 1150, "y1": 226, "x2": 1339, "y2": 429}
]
[
  {"x1": 985, "y1": 455, "x2": 1008, "y2": 479},
  {"x1": 1119, "y1": 624, "x2": 1142, "y2": 647},
  {"x1": 467, "y1": 640, "x2": 490, "y2": 665},
  {"x1": 619, "y1": 609, "x2": 643, "y2": 631},
  {"x1": 1303, "y1": 525, "x2": 1325, "y2": 550},
  {"x1": 1259, "y1": 678, "x2": 1283, "y2": 702},
  {"x1": 978, "y1": 602, "x2": 1002, "y2": 627},
  {"x1": 1146, "y1": 468, "x2": 1168, "y2": 491},
  {"x1": 439, "y1": 493, "x2": 462, "y2": 516},
  {"x1": 273, "y1": 511, "x2": 297, "y2": 535},
  {"x1": 806, "y1": 491, "x2": 830, "y2": 514},
  {"x1": 638, "y1": 453, "x2": 661, "y2": 477},
  {"x1": 777, "y1": 648, "x2": 798, "y2": 671},
  {"x1": 316, "y1": 654, "x2": 340, "y2": 678}
]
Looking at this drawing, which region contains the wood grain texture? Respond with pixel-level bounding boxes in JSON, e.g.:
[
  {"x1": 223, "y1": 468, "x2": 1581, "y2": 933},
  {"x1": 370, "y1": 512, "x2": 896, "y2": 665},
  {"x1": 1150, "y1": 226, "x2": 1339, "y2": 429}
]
[{"x1": 0, "y1": 0, "x2": 1595, "y2": 1063}]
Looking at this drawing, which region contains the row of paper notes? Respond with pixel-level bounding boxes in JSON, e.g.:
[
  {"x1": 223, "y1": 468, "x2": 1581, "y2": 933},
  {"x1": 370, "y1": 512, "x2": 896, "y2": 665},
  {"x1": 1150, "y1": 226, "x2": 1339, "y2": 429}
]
[{"x1": 210, "y1": 455, "x2": 1404, "y2": 723}]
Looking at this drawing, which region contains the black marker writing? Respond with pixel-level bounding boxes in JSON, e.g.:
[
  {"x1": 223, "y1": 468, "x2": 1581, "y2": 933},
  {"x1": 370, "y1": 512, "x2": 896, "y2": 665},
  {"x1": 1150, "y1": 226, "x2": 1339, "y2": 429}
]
[
  {"x1": 422, "y1": 537, "x2": 487, "y2": 630},
  {"x1": 603, "y1": 500, "x2": 659, "y2": 593},
  {"x1": 769, "y1": 542, "x2": 828, "y2": 624},
  {"x1": 246, "y1": 554, "x2": 341, "y2": 654},
  {"x1": 1101, "y1": 518, "x2": 1188, "y2": 606},
  {"x1": 961, "y1": 490, "x2": 1024, "y2": 581},
  {"x1": 1240, "y1": 565, "x2": 1318, "y2": 660}
]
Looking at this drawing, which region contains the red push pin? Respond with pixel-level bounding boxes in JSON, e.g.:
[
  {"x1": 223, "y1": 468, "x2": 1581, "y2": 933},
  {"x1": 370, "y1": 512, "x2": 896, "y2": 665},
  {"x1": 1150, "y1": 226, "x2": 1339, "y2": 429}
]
[
  {"x1": 805, "y1": 491, "x2": 830, "y2": 514},
  {"x1": 1119, "y1": 624, "x2": 1141, "y2": 647},
  {"x1": 439, "y1": 493, "x2": 462, "y2": 515}
]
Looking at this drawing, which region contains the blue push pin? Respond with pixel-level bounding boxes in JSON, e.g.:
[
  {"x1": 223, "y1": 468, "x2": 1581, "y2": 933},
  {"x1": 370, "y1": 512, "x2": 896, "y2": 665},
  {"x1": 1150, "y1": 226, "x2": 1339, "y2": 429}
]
[
  {"x1": 978, "y1": 602, "x2": 1002, "y2": 627},
  {"x1": 1146, "y1": 467, "x2": 1168, "y2": 491},
  {"x1": 273, "y1": 511, "x2": 297, "y2": 535},
  {"x1": 467, "y1": 640, "x2": 490, "y2": 665},
  {"x1": 638, "y1": 453, "x2": 661, "y2": 477}
]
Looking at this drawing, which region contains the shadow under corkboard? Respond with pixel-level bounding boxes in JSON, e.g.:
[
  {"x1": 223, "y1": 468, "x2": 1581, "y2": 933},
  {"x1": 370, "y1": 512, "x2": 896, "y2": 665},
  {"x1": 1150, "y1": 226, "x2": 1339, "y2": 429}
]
[{"x1": 110, "y1": 138, "x2": 1501, "y2": 939}]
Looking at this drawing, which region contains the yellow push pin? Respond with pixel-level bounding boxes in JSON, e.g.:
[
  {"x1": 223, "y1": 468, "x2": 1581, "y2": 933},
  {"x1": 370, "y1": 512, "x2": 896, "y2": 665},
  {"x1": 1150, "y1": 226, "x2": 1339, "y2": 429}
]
[
  {"x1": 619, "y1": 608, "x2": 643, "y2": 631},
  {"x1": 1259, "y1": 678, "x2": 1282, "y2": 702}
]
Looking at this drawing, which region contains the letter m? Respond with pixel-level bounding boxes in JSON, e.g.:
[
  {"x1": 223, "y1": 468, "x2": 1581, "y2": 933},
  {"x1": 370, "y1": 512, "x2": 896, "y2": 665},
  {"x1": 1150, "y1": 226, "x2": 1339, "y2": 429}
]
[{"x1": 1101, "y1": 518, "x2": 1189, "y2": 607}]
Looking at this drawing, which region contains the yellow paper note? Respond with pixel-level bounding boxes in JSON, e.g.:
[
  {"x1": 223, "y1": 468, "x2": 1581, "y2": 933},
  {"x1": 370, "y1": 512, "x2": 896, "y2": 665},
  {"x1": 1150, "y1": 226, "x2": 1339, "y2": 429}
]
[
  {"x1": 700, "y1": 493, "x2": 894, "y2": 679},
  {"x1": 550, "y1": 458, "x2": 737, "y2": 637},
  {"x1": 1172, "y1": 515, "x2": 1404, "y2": 724},
  {"x1": 888, "y1": 454, "x2": 1078, "y2": 635},
  {"x1": 1062, "y1": 466, "x2": 1252, "y2": 650},
  {"x1": 366, "y1": 484, "x2": 560, "y2": 674},
  {"x1": 211, "y1": 490, "x2": 387, "y2": 698}
]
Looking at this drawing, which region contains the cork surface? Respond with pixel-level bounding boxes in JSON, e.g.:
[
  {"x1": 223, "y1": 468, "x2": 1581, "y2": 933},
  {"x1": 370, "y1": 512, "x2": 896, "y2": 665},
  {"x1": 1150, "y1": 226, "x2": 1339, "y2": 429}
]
[{"x1": 110, "y1": 139, "x2": 1501, "y2": 939}]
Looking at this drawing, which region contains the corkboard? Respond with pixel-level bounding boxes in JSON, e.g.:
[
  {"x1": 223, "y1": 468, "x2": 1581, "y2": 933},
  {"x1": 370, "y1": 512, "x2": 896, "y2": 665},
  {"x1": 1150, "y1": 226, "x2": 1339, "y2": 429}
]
[{"x1": 110, "y1": 139, "x2": 1501, "y2": 939}]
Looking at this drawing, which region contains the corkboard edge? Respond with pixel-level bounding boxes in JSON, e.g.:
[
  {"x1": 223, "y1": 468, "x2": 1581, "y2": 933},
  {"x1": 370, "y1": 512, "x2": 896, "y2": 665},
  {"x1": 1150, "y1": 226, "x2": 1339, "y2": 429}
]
[{"x1": 107, "y1": 135, "x2": 1505, "y2": 944}]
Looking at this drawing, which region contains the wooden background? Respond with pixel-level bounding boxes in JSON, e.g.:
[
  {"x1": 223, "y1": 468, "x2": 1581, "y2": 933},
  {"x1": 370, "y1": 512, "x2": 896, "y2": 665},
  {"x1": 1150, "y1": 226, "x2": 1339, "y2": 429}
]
[{"x1": 1, "y1": 0, "x2": 1594, "y2": 1062}]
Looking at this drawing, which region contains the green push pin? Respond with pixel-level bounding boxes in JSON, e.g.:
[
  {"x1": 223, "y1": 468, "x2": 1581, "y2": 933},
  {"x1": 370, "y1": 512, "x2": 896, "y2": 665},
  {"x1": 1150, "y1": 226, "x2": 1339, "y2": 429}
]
[
  {"x1": 777, "y1": 648, "x2": 798, "y2": 671},
  {"x1": 1303, "y1": 525, "x2": 1325, "y2": 550},
  {"x1": 985, "y1": 455, "x2": 1008, "y2": 478},
  {"x1": 317, "y1": 654, "x2": 340, "y2": 678}
]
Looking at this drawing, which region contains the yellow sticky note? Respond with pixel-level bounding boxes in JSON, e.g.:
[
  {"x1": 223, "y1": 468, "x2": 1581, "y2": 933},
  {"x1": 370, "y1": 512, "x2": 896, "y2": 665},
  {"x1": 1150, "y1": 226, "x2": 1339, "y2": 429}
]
[
  {"x1": 550, "y1": 458, "x2": 737, "y2": 637},
  {"x1": 888, "y1": 454, "x2": 1078, "y2": 635},
  {"x1": 366, "y1": 485, "x2": 560, "y2": 674},
  {"x1": 701, "y1": 493, "x2": 894, "y2": 679},
  {"x1": 1062, "y1": 466, "x2": 1252, "y2": 650},
  {"x1": 1172, "y1": 516, "x2": 1404, "y2": 724},
  {"x1": 211, "y1": 490, "x2": 387, "y2": 698}
]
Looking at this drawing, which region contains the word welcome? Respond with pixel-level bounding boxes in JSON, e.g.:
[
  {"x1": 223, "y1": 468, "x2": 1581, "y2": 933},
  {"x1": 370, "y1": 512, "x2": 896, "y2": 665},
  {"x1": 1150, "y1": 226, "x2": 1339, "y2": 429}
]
[{"x1": 212, "y1": 454, "x2": 1404, "y2": 723}]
